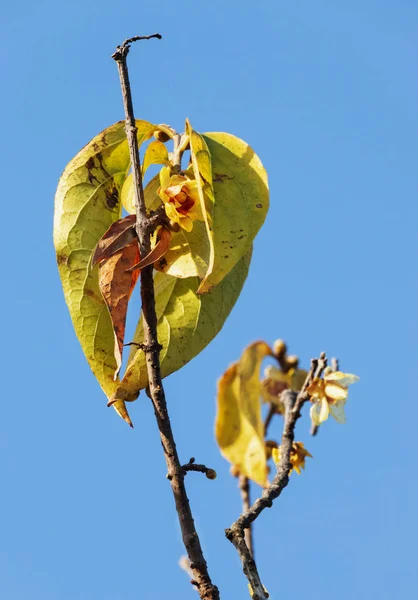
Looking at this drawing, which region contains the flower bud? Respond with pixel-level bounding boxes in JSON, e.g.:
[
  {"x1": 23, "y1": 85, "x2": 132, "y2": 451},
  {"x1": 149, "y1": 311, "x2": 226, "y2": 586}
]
[
  {"x1": 230, "y1": 464, "x2": 241, "y2": 478},
  {"x1": 153, "y1": 130, "x2": 171, "y2": 143},
  {"x1": 273, "y1": 339, "x2": 287, "y2": 359},
  {"x1": 285, "y1": 355, "x2": 299, "y2": 369},
  {"x1": 205, "y1": 469, "x2": 217, "y2": 480}
]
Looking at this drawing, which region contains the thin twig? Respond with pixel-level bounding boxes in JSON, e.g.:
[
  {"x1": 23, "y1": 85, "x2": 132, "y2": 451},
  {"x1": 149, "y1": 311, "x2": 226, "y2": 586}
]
[
  {"x1": 238, "y1": 475, "x2": 254, "y2": 556},
  {"x1": 180, "y1": 458, "x2": 217, "y2": 480},
  {"x1": 238, "y1": 402, "x2": 277, "y2": 559},
  {"x1": 112, "y1": 36, "x2": 219, "y2": 600},
  {"x1": 263, "y1": 404, "x2": 276, "y2": 436},
  {"x1": 226, "y1": 354, "x2": 327, "y2": 599}
]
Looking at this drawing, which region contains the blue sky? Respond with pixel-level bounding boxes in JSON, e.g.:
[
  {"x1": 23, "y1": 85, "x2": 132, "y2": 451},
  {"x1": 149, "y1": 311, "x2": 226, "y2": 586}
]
[{"x1": 1, "y1": 1, "x2": 417, "y2": 598}]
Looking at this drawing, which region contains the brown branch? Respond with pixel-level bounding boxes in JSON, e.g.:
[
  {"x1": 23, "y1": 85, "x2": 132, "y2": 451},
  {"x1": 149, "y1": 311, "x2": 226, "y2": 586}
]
[
  {"x1": 238, "y1": 475, "x2": 254, "y2": 556},
  {"x1": 226, "y1": 353, "x2": 327, "y2": 599},
  {"x1": 237, "y1": 401, "x2": 277, "y2": 559},
  {"x1": 263, "y1": 404, "x2": 276, "y2": 436},
  {"x1": 181, "y1": 458, "x2": 217, "y2": 480},
  {"x1": 112, "y1": 36, "x2": 219, "y2": 600}
]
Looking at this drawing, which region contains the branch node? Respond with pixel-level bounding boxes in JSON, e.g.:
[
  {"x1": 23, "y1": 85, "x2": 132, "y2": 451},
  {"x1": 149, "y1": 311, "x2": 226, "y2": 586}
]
[{"x1": 124, "y1": 341, "x2": 162, "y2": 353}]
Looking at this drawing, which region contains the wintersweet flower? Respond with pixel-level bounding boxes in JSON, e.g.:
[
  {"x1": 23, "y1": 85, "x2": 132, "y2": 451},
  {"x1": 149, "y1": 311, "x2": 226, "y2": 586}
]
[
  {"x1": 308, "y1": 369, "x2": 359, "y2": 426},
  {"x1": 261, "y1": 365, "x2": 308, "y2": 413},
  {"x1": 157, "y1": 166, "x2": 203, "y2": 232},
  {"x1": 272, "y1": 441, "x2": 312, "y2": 475}
]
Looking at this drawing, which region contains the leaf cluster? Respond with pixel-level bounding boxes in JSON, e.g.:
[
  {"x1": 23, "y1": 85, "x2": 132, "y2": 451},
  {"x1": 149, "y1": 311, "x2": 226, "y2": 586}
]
[{"x1": 53, "y1": 119, "x2": 269, "y2": 424}]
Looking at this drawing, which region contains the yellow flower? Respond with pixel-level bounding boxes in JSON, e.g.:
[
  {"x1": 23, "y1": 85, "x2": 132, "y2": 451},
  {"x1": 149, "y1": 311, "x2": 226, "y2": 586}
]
[
  {"x1": 308, "y1": 369, "x2": 359, "y2": 426},
  {"x1": 261, "y1": 365, "x2": 308, "y2": 412},
  {"x1": 157, "y1": 166, "x2": 203, "y2": 232},
  {"x1": 272, "y1": 441, "x2": 312, "y2": 475}
]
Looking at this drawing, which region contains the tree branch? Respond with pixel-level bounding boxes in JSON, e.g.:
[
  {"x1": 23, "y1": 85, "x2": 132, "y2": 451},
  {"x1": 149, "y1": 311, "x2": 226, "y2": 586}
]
[
  {"x1": 238, "y1": 475, "x2": 254, "y2": 556},
  {"x1": 237, "y1": 399, "x2": 278, "y2": 560},
  {"x1": 112, "y1": 36, "x2": 219, "y2": 600},
  {"x1": 180, "y1": 457, "x2": 217, "y2": 480},
  {"x1": 226, "y1": 353, "x2": 327, "y2": 599}
]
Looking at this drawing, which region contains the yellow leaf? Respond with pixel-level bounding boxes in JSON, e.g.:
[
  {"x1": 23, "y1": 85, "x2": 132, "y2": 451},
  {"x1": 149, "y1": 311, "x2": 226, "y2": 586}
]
[
  {"x1": 199, "y1": 131, "x2": 269, "y2": 292},
  {"x1": 215, "y1": 341, "x2": 272, "y2": 487},
  {"x1": 185, "y1": 120, "x2": 215, "y2": 287},
  {"x1": 53, "y1": 120, "x2": 156, "y2": 425},
  {"x1": 110, "y1": 249, "x2": 252, "y2": 403},
  {"x1": 142, "y1": 139, "x2": 169, "y2": 175},
  {"x1": 186, "y1": 120, "x2": 269, "y2": 293}
]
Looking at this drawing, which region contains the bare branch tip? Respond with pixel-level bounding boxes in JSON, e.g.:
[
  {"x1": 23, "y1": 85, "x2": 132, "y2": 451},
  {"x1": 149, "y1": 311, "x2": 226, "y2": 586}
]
[{"x1": 111, "y1": 33, "x2": 162, "y2": 61}]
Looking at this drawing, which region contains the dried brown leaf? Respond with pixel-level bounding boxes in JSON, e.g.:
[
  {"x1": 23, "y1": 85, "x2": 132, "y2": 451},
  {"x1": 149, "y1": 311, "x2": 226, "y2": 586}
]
[
  {"x1": 98, "y1": 241, "x2": 140, "y2": 378},
  {"x1": 92, "y1": 214, "x2": 137, "y2": 266},
  {"x1": 127, "y1": 226, "x2": 172, "y2": 272}
]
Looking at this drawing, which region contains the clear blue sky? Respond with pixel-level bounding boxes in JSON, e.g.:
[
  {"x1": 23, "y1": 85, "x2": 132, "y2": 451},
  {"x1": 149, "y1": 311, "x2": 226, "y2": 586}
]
[{"x1": 1, "y1": 1, "x2": 417, "y2": 598}]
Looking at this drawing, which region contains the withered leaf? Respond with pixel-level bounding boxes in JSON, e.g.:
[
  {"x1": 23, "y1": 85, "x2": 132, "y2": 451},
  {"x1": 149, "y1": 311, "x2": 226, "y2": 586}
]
[
  {"x1": 92, "y1": 214, "x2": 137, "y2": 266},
  {"x1": 127, "y1": 226, "x2": 172, "y2": 273},
  {"x1": 98, "y1": 241, "x2": 140, "y2": 379}
]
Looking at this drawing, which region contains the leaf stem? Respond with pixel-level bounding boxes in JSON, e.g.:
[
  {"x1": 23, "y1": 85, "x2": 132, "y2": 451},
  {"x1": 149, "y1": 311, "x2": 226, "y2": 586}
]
[{"x1": 112, "y1": 36, "x2": 220, "y2": 600}]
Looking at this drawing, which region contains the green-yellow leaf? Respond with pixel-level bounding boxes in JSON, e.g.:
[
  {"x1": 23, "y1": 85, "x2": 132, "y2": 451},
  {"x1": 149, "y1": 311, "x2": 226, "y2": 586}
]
[
  {"x1": 121, "y1": 172, "x2": 161, "y2": 215},
  {"x1": 200, "y1": 132, "x2": 269, "y2": 292},
  {"x1": 215, "y1": 341, "x2": 273, "y2": 487},
  {"x1": 186, "y1": 120, "x2": 269, "y2": 293},
  {"x1": 53, "y1": 120, "x2": 156, "y2": 425},
  {"x1": 110, "y1": 249, "x2": 252, "y2": 404}
]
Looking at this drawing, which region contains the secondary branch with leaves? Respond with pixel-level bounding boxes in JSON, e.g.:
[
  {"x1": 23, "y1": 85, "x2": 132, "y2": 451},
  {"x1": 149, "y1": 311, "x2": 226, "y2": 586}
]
[{"x1": 53, "y1": 33, "x2": 359, "y2": 600}]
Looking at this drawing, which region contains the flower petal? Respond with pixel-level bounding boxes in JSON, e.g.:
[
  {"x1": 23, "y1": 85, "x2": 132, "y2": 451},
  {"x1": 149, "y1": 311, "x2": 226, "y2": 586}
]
[
  {"x1": 159, "y1": 165, "x2": 171, "y2": 188},
  {"x1": 179, "y1": 215, "x2": 193, "y2": 232},
  {"x1": 319, "y1": 396, "x2": 330, "y2": 423},
  {"x1": 324, "y1": 382, "x2": 348, "y2": 402},
  {"x1": 271, "y1": 446, "x2": 280, "y2": 466},
  {"x1": 325, "y1": 371, "x2": 360, "y2": 387},
  {"x1": 164, "y1": 201, "x2": 179, "y2": 222},
  {"x1": 186, "y1": 198, "x2": 203, "y2": 221},
  {"x1": 307, "y1": 378, "x2": 325, "y2": 400},
  {"x1": 165, "y1": 183, "x2": 185, "y2": 198},
  {"x1": 310, "y1": 401, "x2": 322, "y2": 426},
  {"x1": 329, "y1": 400, "x2": 347, "y2": 424}
]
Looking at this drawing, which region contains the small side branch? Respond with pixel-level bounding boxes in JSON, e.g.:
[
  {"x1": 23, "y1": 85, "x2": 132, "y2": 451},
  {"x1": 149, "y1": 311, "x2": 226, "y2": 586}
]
[
  {"x1": 237, "y1": 400, "x2": 278, "y2": 560},
  {"x1": 238, "y1": 475, "x2": 254, "y2": 556},
  {"x1": 112, "y1": 36, "x2": 219, "y2": 600},
  {"x1": 180, "y1": 458, "x2": 217, "y2": 480},
  {"x1": 226, "y1": 354, "x2": 327, "y2": 599}
]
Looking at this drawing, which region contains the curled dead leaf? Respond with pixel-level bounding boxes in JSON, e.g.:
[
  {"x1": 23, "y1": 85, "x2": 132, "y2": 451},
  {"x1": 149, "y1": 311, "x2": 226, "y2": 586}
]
[
  {"x1": 92, "y1": 214, "x2": 137, "y2": 266},
  {"x1": 98, "y1": 241, "x2": 140, "y2": 379},
  {"x1": 126, "y1": 226, "x2": 172, "y2": 273}
]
